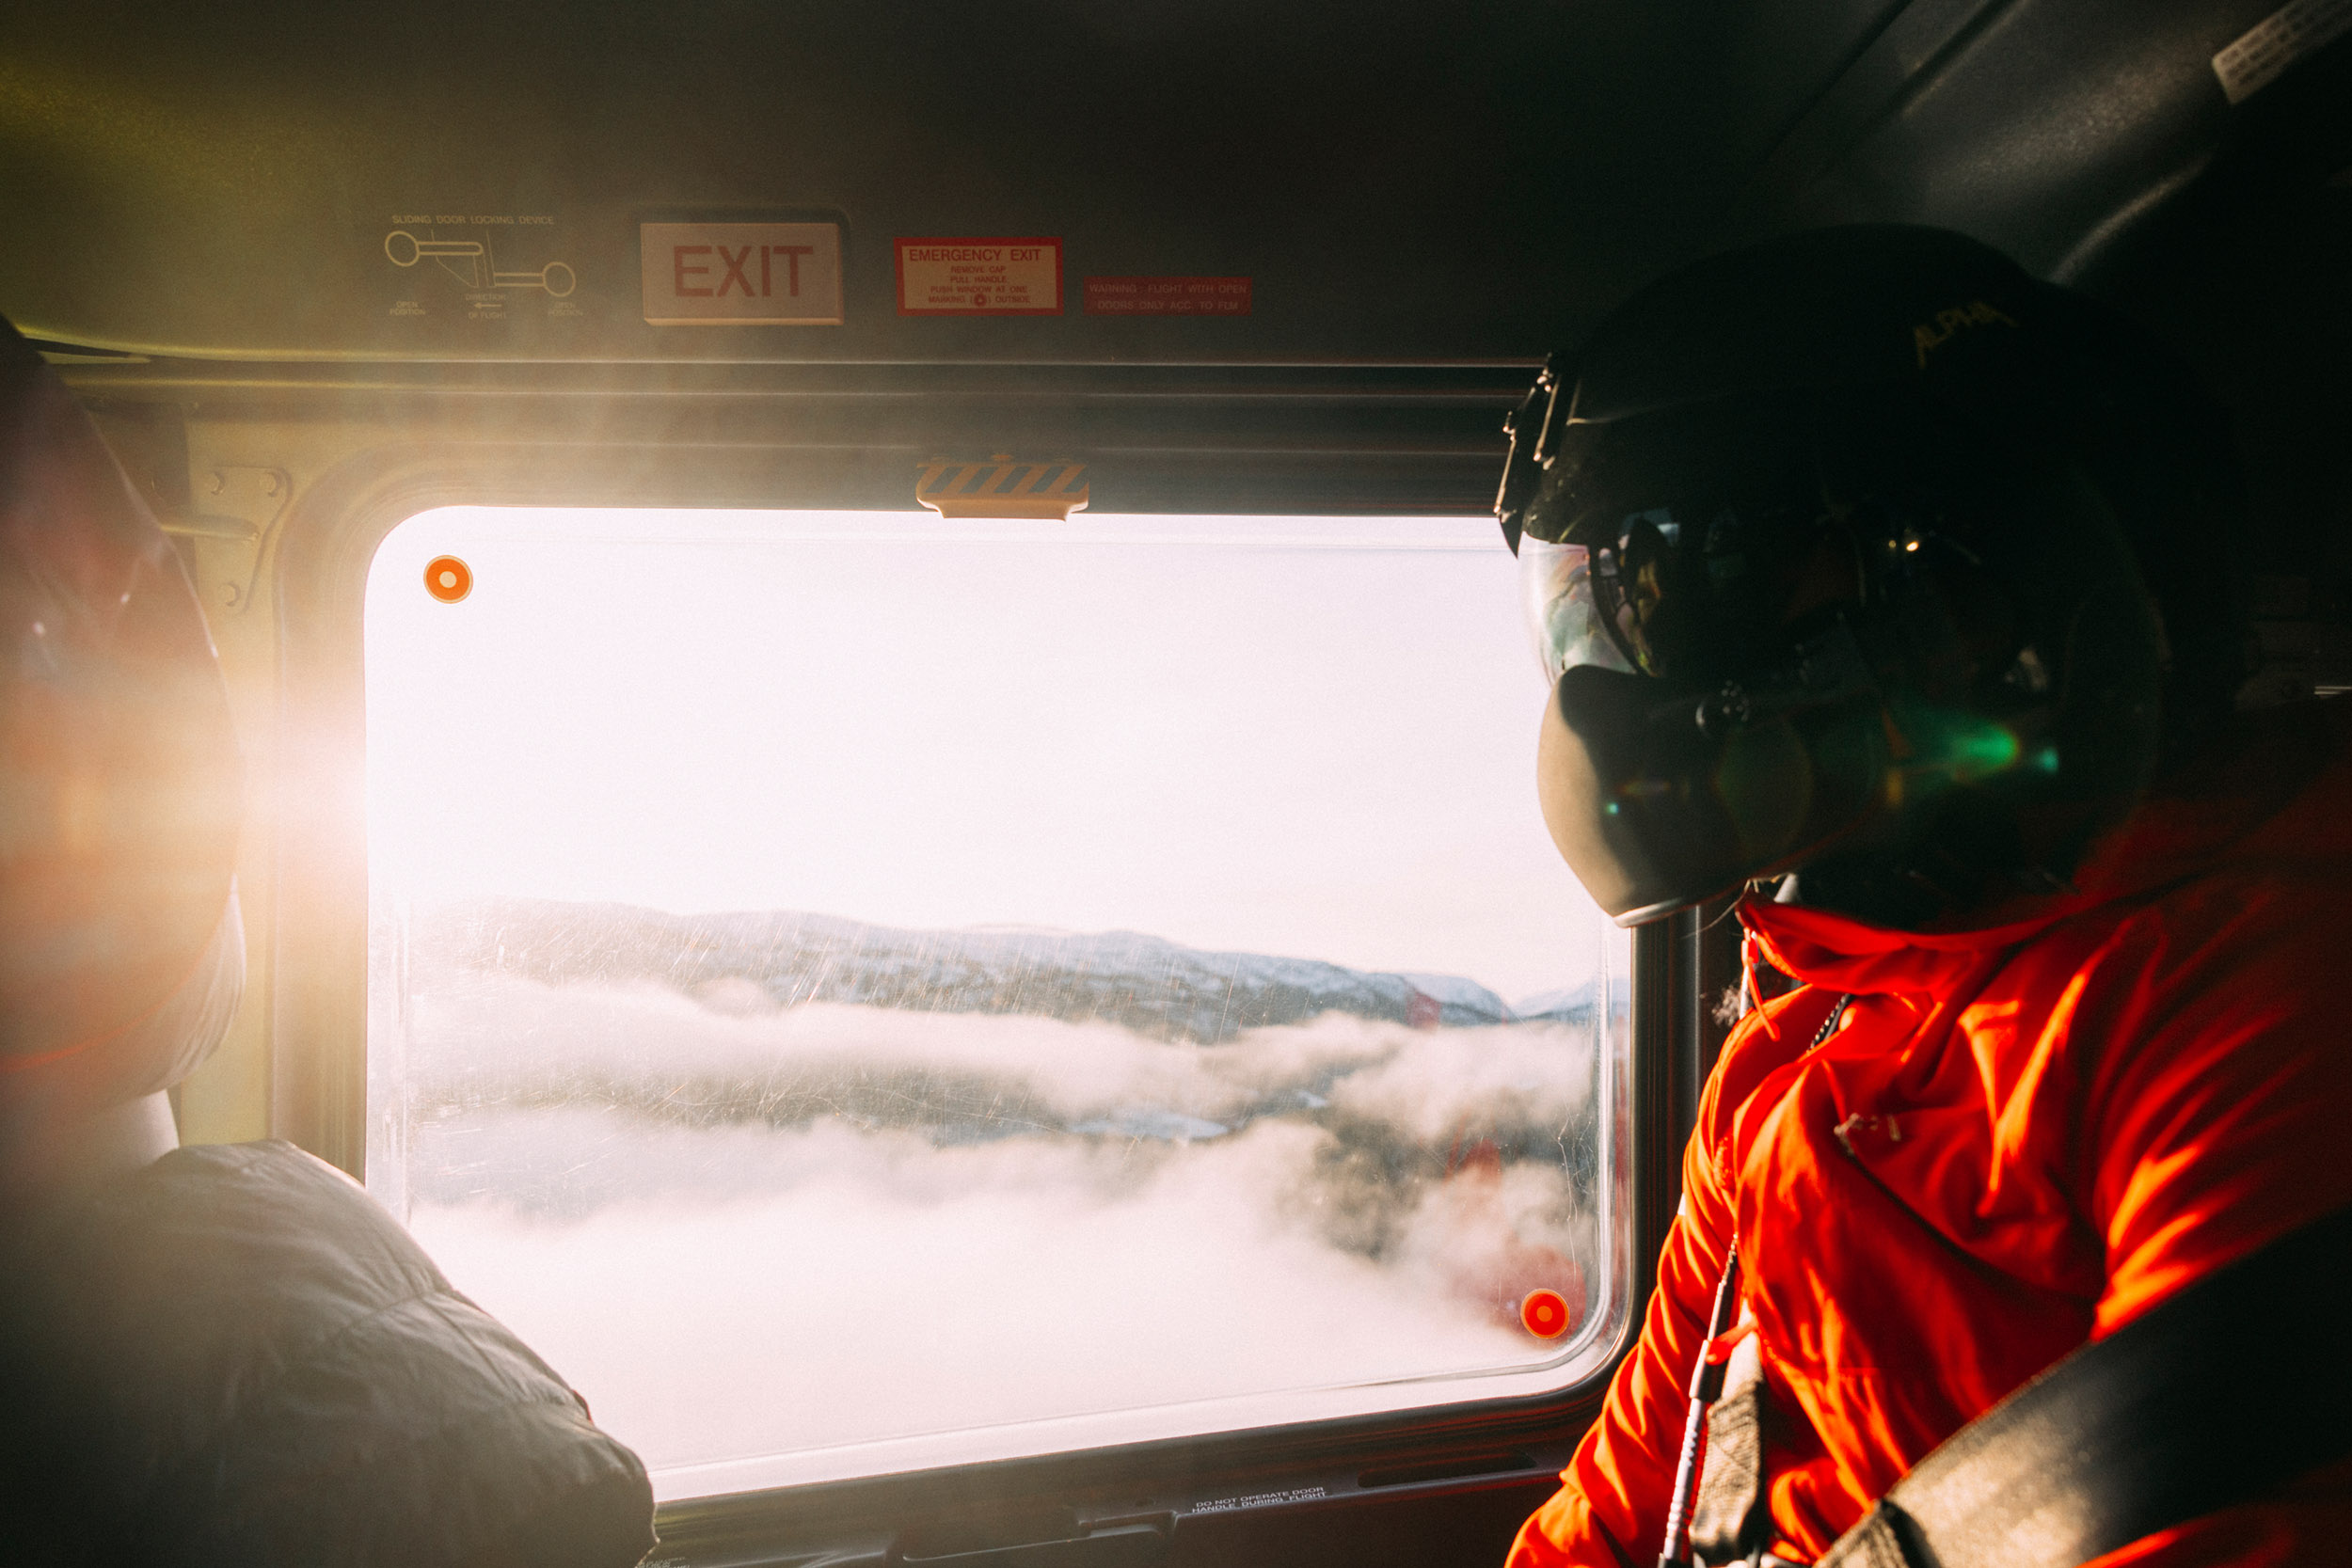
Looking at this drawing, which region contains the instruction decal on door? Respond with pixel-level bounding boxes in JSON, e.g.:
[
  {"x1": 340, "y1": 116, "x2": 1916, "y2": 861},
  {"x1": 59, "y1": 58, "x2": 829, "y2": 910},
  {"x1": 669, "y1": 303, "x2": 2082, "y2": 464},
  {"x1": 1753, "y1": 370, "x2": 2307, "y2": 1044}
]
[
  {"x1": 641, "y1": 222, "x2": 844, "y2": 325},
  {"x1": 382, "y1": 212, "x2": 580, "y2": 324},
  {"x1": 896, "y1": 238, "x2": 1063, "y2": 315},
  {"x1": 1084, "y1": 277, "x2": 1251, "y2": 316}
]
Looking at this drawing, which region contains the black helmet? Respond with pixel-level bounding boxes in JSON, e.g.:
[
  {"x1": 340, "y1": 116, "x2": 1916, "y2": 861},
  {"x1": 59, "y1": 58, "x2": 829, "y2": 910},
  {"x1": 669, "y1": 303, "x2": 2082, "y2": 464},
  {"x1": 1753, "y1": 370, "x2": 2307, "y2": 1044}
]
[{"x1": 1497, "y1": 226, "x2": 2244, "y2": 928}]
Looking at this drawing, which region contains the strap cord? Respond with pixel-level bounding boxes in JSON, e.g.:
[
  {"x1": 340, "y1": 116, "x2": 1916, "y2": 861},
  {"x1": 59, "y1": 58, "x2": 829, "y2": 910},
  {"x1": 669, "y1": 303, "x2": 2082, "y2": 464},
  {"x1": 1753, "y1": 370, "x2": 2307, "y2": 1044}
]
[
  {"x1": 1658, "y1": 992, "x2": 1850, "y2": 1568},
  {"x1": 1659, "y1": 1239, "x2": 1741, "y2": 1568}
]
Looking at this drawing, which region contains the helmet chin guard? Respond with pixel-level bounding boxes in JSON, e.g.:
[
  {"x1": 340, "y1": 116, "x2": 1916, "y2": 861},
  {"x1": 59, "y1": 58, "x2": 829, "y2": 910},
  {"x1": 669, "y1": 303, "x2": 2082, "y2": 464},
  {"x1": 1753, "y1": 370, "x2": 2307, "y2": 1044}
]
[{"x1": 1536, "y1": 637, "x2": 1894, "y2": 926}]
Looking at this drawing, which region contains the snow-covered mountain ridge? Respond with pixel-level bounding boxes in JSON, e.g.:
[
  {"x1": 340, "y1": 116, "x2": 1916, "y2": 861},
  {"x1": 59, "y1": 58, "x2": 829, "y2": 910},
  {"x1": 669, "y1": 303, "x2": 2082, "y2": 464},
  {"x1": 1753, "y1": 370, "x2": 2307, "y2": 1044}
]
[{"x1": 401, "y1": 897, "x2": 1596, "y2": 1045}]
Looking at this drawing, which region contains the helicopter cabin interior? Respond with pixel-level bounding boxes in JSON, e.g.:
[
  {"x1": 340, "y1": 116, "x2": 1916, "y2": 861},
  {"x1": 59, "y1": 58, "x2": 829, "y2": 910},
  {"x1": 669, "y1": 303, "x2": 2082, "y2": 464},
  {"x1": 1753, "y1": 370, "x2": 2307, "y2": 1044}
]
[{"x1": 3, "y1": 0, "x2": 2350, "y2": 1563}]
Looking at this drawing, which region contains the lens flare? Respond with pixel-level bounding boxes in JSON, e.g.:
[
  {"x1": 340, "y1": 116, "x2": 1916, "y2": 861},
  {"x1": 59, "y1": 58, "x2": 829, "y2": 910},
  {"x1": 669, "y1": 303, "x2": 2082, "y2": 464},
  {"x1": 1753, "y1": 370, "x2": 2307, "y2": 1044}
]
[{"x1": 1947, "y1": 722, "x2": 2022, "y2": 780}]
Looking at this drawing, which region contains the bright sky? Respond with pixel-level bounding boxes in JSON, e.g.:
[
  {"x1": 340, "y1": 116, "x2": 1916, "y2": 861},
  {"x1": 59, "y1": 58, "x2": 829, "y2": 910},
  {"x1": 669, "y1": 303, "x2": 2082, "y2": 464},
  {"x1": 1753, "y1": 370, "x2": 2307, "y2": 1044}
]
[{"x1": 364, "y1": 508, "x2": 1613, "y2": 1001}]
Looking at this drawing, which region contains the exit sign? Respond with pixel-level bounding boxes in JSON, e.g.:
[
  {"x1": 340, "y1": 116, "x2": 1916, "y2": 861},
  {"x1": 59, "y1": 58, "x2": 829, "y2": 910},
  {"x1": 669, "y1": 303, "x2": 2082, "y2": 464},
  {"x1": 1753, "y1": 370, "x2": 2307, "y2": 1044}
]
[{"x1": 641, "y1": 222, "x2": 844, "y2": 325}]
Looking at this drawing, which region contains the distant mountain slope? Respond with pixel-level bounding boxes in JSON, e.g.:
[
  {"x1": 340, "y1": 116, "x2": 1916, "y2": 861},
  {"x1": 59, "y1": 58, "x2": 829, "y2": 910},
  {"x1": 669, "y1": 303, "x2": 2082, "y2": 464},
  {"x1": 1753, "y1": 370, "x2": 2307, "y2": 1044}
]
[
  {"x1": 401, "y1": 897, "x2": 1580, "y2": 1044},
  {"x1": 1508, "y1": 985, "x2": 1607, "y2": 1023}
]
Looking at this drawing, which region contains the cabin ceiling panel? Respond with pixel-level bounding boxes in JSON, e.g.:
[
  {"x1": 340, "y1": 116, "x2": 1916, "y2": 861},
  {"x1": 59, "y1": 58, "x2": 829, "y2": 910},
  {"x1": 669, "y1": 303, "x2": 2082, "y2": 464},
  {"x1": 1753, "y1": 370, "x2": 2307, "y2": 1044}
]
[
  {"x1": 1760, "y1": 0, "x2": 2302, "y2": 274},
  {"x1": 2, "y1": 0, "x2": 2304, "y2": 371},
  {"x1": 0, "y1": 0, "x2": 1764, "y2": 363}
]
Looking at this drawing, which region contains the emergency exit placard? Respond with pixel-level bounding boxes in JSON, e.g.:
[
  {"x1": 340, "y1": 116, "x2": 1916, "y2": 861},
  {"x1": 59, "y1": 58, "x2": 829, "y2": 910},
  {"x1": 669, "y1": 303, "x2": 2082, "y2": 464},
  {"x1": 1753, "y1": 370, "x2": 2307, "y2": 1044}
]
[
  {"x1": 896, "y1": 237, "x2": 1062, "y2": 315},
  {"x1": 641, "y1": 222, "x2": 843, "y2": 325}
]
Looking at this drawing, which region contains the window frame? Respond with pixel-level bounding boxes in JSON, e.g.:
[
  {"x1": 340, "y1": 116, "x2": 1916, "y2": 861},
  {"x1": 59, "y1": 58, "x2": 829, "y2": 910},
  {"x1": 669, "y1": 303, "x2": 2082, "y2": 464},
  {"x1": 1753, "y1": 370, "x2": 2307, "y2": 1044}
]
[{"x1": 264, "y1": 421, "x2": 1710, "y2": 1557}]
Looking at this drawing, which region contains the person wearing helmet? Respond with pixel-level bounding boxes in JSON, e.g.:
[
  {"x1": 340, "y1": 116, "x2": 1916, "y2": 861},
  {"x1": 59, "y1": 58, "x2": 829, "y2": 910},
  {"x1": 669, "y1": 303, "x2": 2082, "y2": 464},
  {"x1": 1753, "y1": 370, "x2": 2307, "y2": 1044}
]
[{"x1": 1496, "y1": 227, "x2": 2352, "y2": 1567}]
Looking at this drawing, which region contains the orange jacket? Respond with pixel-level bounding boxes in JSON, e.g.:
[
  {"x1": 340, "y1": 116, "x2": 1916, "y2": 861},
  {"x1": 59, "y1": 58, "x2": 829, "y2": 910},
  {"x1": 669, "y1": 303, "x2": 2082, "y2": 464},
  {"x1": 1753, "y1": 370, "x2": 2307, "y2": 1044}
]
[{"x1": 1509, "y1": 705, "x2": 2352, "y2": 1568}]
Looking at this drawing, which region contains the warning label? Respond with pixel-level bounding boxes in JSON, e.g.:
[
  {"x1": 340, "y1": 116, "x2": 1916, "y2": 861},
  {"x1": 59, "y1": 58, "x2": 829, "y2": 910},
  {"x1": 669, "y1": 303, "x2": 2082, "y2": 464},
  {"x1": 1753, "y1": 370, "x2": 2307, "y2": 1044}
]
[
  {"x1": 2212, "y1": 0, "x2": 2352, "y2": 103},
  {"x1": 897, "y1": 237, "x2": 1062, "y2": 315},
  {"x1": 1191, "y1": 1486, "x2": 1328, "y2": 1514},
  {"x1": 1084, "y1": 277, "x2": 1252, "y2": 316}
]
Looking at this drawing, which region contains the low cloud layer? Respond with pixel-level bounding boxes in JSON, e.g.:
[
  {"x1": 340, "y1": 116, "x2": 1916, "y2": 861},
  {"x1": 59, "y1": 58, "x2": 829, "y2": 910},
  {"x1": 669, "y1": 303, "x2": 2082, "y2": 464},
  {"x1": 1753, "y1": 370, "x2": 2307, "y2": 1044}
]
[{"x1": 383, "y1": 974, "x2": 1604, "y2": 1481}]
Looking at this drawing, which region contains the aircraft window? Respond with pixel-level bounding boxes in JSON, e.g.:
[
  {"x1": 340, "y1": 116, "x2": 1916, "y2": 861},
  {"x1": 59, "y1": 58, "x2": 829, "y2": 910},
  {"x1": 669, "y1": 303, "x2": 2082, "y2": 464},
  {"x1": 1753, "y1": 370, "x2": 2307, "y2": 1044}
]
[{"x1": 363, "y1": 507, "x2": 1631, "y2": 1498}]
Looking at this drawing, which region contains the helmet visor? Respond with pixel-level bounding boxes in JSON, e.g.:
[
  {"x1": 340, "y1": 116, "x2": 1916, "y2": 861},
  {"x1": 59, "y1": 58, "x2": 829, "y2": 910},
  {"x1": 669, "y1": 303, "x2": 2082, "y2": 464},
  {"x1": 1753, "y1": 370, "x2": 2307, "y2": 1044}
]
[
  {"x1": 1520, "y1": 397, "x2": 1848, "y2": 689},
  {"x1": 1520, "y1": 537, "x2": 1635, "y2": 684}
]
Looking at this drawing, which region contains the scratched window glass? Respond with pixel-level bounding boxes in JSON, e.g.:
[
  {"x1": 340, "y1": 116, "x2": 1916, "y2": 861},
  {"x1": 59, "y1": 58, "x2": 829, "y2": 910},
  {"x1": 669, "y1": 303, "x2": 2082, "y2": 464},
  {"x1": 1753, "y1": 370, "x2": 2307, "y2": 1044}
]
[{"x1": 364, "y1": 508, "x2": 1632, "y2": 1498}]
